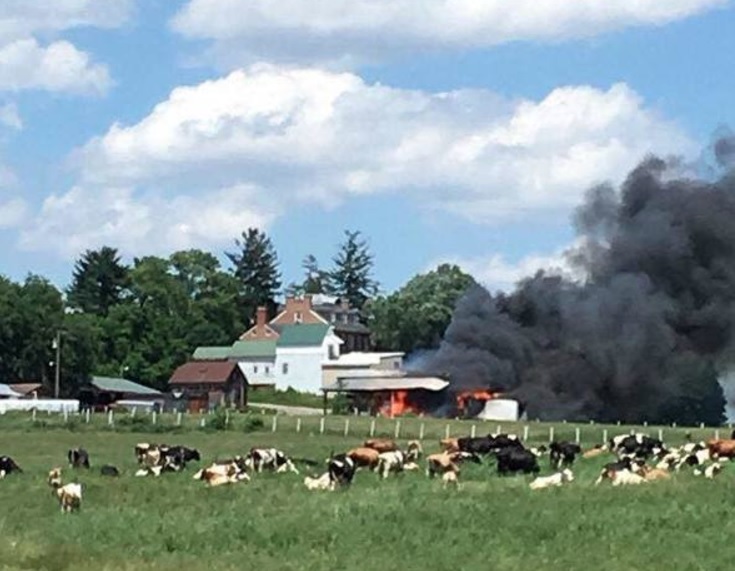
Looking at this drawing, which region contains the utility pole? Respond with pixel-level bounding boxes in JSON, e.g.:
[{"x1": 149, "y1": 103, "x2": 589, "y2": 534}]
[{"x1": 52, "y1": 330, "x2": 61, "y2": 399}]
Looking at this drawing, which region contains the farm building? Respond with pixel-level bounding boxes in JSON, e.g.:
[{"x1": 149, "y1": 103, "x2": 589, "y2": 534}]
[
  {"x1": 78, "y1": 376, "x2": 164, "y2": 412},
  {"x1": 322, "y1": 351, "x2": 404, "y2": 389},
  {"x1": 321, "y1": 373, "x2": 449, "y2": 417},
  {"x1": 0, "y1": 383, "x2": 21, "y2": 399},
  {"x1": 168, "y1": 361, "x2": 247, "y2": 412},
  {"x1": 8, "y1": 383, "x2": 47, "y2": 399}
]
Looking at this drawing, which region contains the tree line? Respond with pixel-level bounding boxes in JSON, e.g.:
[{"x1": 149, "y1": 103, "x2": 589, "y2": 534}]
[{"x1": 0, "y1": 228, "x2": 474, "y2": 395}]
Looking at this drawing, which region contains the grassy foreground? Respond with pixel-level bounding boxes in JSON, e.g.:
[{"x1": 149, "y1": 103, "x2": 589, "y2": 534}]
[{"x1": 0, "y1": 420, "x2": 733, "y2": 571}]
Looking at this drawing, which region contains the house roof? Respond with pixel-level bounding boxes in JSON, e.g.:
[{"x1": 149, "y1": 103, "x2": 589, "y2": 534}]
[
  {"x1": 192, "y1": 346, "x2": 231, "y2": 360},
  {"x1": 323, "y1": 376, "x2": 449, "y2": 392},
  {"x1": 230, "y1": 339, "x2": 277, "y2": 359},
  {"x1": 169, "y1": 361, "x2": 241, "y2": 385},
  {"x1": 277, "y1": 323, "x2": 330, "y2": 347},
  {"x1": 325, "y1": 352, "x2": 404, "y2": 367},
  {"x1": 0, "y1": 383, "x2": 21, "y2": 397},
  {"x1": 90, "y1": 376, "x2": 162, "y2": 396},
  {"x1": 8, "y1": 383, "x2": 43, "y2": 395}
]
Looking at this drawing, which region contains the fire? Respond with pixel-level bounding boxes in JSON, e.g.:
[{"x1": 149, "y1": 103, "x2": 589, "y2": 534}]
[
  {"x1": 456, "y1": 389, "x2": 501, "y2": 413},
  {"x1": 377, "y1": 390, "x2": 422, "y2": 418}
]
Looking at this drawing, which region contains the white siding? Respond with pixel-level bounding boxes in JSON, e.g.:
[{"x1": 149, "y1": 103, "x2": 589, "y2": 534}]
[
  {"x1": 236, "y1": 359, "x2": 276, "y2": 386},
  {"x1": 275, "y1": 349, "x2": 323, "y2": 392}
]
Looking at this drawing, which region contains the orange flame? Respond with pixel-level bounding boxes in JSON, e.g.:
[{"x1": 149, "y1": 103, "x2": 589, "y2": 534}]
[
  {"x1": 377, "y1": 390, "x2": 422, "y2": 418},
  {"x1": 456, "y1": 389, "x2": 501, "y2": 412}
]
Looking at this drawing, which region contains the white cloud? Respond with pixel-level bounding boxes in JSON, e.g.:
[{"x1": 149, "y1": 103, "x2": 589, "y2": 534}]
[
  {"x1": 75, "y1": 66, "x2": 693, "y2": 223},
  {"x1": 437, "y1": 246, "x2": 584, "y2": 294},
  {"x1": 0, "y1": 197, "x2": 26, "y2": 229},
  {"x1": 0, "y1": 39, "x2": 110, "y2": 95},
  {"x1": 171, "y1": 0, "x2": 725, "y2": 66},
  {"x1": 0, "y1": 102, "x2": 21, "y2": 129},
  {"x1": 18, "y1": 185, "x2": 278, "y2": 258}
]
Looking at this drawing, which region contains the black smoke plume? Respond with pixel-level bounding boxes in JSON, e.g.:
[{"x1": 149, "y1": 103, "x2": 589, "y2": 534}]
[{"x1": 428, "y1": 151, "x2": 735, "y2": 424}]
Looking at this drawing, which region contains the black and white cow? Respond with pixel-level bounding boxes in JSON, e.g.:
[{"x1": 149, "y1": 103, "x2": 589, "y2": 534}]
[
  {"x1": 163, "y1": 446, "x2": 201, "y2": 469},
  {"x1": 594, "y1": 457, "x2": 646, "y2": 485},
  {"x1": 549, "y1": 441, "x2": 582, "y2": 469},
  {"x1": 68, "y1": 448, "x2": 90, "y2": 469},
  {"x1": 458, "y1": 433, "x2": 523, "y2": 456},
  {"x1": 0, "y1": 455, "x2": 22, "y2": 477},
  {"x1": 327, "y1": 453, "x2": 356, "y2": 488},
  {"x1": 495, "y1": 448, "x2": 540, "y2": 476},
  {"x1": 246, "y1": 448, "x2": 299, "y2": 474},
  {"x1": 100, "y1": 465, "x2": 120, "y2": 477},
  {"x1": 610, "y1": 433, "x2": 665, "y2": 459}
]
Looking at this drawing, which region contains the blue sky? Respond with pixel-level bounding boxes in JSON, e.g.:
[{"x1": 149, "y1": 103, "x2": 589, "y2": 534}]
[{"x1": 0, "y1": 0, "x2": 733, "y2": 294}]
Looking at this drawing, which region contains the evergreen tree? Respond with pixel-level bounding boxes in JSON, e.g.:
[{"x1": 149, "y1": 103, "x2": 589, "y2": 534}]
[
  {"x1": 328, "y1": 230, "x2": 378, "y2": 309},
  {"x1": 226, "y1": 228, "x2": 282, "y2": 322},
  {"x1": 67, "y1": 246, "x2": 129, "y2": 316},
  {"x1": 285, "y1": 254, "x2": 328, "y2": 297}
]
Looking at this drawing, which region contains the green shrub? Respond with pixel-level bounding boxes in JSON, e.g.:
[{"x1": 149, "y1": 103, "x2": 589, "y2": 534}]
[{"x1": 243, "y1": 416, "x2": 265, "y2": 433}]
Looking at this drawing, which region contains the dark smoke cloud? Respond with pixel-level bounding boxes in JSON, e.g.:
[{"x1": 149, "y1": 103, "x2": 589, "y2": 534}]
[{"x1": 428, "y1": 149, "x2": 735, "y2": 423}]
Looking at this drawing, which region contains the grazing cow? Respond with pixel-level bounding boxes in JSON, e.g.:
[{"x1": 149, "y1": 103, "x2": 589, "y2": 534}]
[
  {"x1": 0, "y1": 455, "x2": 22, "y2": 477},
  {"x1": 166, "y1": 445, "x2": 201, "y2": 464},
  {"x1": 304, "y1": 472, "x2": 333, "y2": 491},
  {"x1": 68, "y1": 448, "x2": 90, "y2": 469},
  {"x1": 246, "y1": 448, "x2": 299, "y2": 474},
  {"x1": 458, "y1": 434, "x2": 522, "y2": 456},
  {"x1": 100, "y1": 465, "x2": 120, "y2": 477},
  {"x1": 376, "y1": 450, "x2": 406, "y2": 479},
  {"x1": 707, "y1": 439, "x2": 735, "y2": 459},
  {"x1": 364, "y1": 439, "x2": 397, "y2": 453},
  {"x1": 406, "y1": 440, "x2": 423, "y2": 462},
  {"x1": 327, "y1": 453, "x2": 356, "y2": 488},
  {"x1": 496, "y1": 448, "x2": 539, "y2": 476},
  {"x1": 346, "y1": 447, "x2": 380, "y2": 470},
  {"x1": 549, "y1": 441, "x2": 581, "y2": 469},
  {"x1": 529, "y1": 469, "x2": 574, "y2": 490},
  {"x1": 439, "y1": 438, "x2": 460, "y2": 453},
  {"x1": 694, "y1": 463, "x2": 723, "y2": 479},
  {"x1": 442, "y1": 470, "x2": 460, "y2": 489},
  {"x1": 56, "y1": 483, "x2": 83, "y2": 513}
]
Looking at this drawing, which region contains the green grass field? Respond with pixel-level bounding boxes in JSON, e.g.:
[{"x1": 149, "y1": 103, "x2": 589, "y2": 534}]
[{"x1": 0, "y1": 412, "x2": 733, "y2": 571}]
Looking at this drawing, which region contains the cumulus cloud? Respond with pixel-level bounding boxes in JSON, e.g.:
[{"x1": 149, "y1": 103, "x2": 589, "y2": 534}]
[
  {"x1": 18, "y1": 185, "x2": 278, "y2": 258},
  {"x1": 0, "y1": 102, "x2": 22, "y2": 130},
  {"x1": 75, "y1": 66, "x2": 693, "y2": 224},
  {"x1": 171, "y1": 0, "x2": 725, "y2": 66},
  {"x1": 0, "y1": 197, "x2": 26, "y2": 229},
  {"x1": 0, "y1": 39, "x2": 110, "y2": 95}
]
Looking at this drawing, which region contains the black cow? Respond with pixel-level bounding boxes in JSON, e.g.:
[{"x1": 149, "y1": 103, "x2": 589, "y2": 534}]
[
  {"x1": 0, "y1": 455, "x2": 22, "y2": 476},
  {"x1": 549, "y1": 441, "x2": 582, "y2": 469},
  {"x1": 162, "y1": 446, "x2": 201, "y2": 471},
  {"x1": 100, "y1": 465, "x2": 120, "y2": 477},
  {"x1": 496, "y1": 448, "x2": 539, "y2": 475},
  {"x1": 489, "y1": 433, "x2": 524, "y2": 451},
  {"x1": 327, "y1": 453, "x2": 356, "y2": 487},
  {"x1": 458, "y1": 433, "x2": 523, "y2": 455},
  {"x1": 68, "y1": 448, "x2": 90, "y2": 469},
  {"x1": 610, "y1": 434, "x2": 665, "y2": 459}
]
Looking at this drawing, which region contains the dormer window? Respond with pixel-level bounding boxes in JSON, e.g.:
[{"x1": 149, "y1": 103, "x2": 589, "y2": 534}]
[{"x1": 294, "y1": 311, "x2": 303, "y2": 324}]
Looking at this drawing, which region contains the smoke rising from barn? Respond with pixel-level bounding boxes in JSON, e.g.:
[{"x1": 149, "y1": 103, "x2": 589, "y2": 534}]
[{"x1": 429, "y1": 149, "x2": 735, "y2": 424}]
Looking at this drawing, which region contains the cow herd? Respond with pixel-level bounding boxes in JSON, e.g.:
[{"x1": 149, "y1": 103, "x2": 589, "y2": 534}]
[{"x1": 1, "y1": 428, "x2": 734, "y2": 512}]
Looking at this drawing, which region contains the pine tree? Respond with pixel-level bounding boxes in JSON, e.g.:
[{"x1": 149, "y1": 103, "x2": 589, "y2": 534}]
[
  {"x1": 66, "y1": 246, "x2": 129, "y2": 316},
  {"x1": 328, "y1": 230, "x2": 378, "y2": 309}
]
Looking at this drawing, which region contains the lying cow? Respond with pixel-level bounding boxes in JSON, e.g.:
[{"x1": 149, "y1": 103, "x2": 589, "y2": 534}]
[
  {"x1": 529, "y1": 469, "x2": 574, "y2": 490},
  {"x1": 406, "y1": 440, "x2": 423, "y2": 462},
  {"x1": 610, "y1": 433, "x2": 665, "y2": 459},
  {"x1": 707, "y1": 439, "x2": 735, "y2": 459},
  {"x1": 496, "y1": 448, "x2": 539, "y2": 476},
  {"x1": 594, "y1": 458, "x2": 636, "y2": 485},
  {"x1": 100, "y1": 465, "x2": 120, "y2": 477},
  {"x1": 549, "y1": 441, "x2": 581, "y2": 470},
  {"x1": 694, "y1": 463, "x2": 723, "y2": 479},
  {"x1": 364, "y1": 439, "x2": 397, "y2": 453},
  {"x1": 304, "y1": 472, "x2": 333, "y2": 491},
  {"x1": 327, "y1": 453, "x2": 356, "y2": 488},
  {"x1": 193, "y1": 462, "x2": 250, "y2": 487},
  {"x1": 246, "y1": 448, "x2": 299, "y2": 474},
  {"x1": 68, "y1": 448, "x2": 90, "y2": 469},
  {"x1": 440, "y1": 438, "x2": 460, "y2": 453},
  {"x1": 0, "y1": 455, "x2": 22, "y2": 478},
  {"x1": 426, "y1": 451, "x2": 480, "y2": 479},
  {"x1": 582, "y1": 444, "x2": 609, "y2": 459},
  {"x1": 633, "y1": 464, "x2": 670, "y2": 481}
]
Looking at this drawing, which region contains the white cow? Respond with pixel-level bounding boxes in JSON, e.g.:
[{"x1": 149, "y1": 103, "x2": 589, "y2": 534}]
[
  {"x1": 376, "y1": 450, "x2": 406, "y2": 479},
  {"x1": 529, "y1": 469, "x2": 574, "y2": 490},
  {"x1": 56, "y1": 483, "x2": 83, "y2": 513},
  {"x1": 304, "y1": 472, "x2": 333, "y2": 491}
]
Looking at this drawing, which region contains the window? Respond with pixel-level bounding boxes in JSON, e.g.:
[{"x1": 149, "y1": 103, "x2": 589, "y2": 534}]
[
  {"x1": 253, "y1": 365, "x2": 259, "y2": 374},
  {"x1": 294, "y1": 311, "x2": 303, "y2": 323},
  {"x1": 330, "y1": 313, "x2": 336, "y2": 323},
  {"x1": 282, "y1": 363, "x2": 289, "y2": 375},
  {"x1": 328, "y1": 345, "x2": 337, "y2": 360},
  {"x1": 265, "y1": 366, "x2": 270, "y2": 375}
]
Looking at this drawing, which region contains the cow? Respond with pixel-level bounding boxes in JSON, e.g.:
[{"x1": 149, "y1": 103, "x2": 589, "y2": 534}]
[
  {"x1": 327, "y1": 453, "x2": 356, "y2": 488},
  {"x1": 707, "y1": 439, "x2": 735, "y2": 459},
  {"x1": 406, "y1": 440, "x2": 423, "y2": 462},
  {"x1": 165, "y1": 446, "x2": 201, "y2": 465},
  {"x1": 364, "y1": 439, "x2": 397, "y2": 453},
  {"x1": 304, "y1": 472, "x2": 333, "y2": 491},
  {"x1": 346, "y1": 447, "x2": 380, "y2": 470},
  {"x1": 100, "y1": 465, "x2": 120, "y2": 477},
  {"x1": 529, "y1": 469, "x2": 574, "y2": 490},
  {"x1": 442, "y1": 470, "x2": 460, "y2": 489},
  {"x1": 549, "y1": 441, "x2": 581, "y2": 469},
  {"x1": 610, "y1": 433, "x2": 665, "y2": 459},
  {"x1": 56, "y1": 483, "x2": 83, "y2": 513},
  {"x1": 135, "y1": 466, "x2": 163, "y2": 478},
  {"x1": 439, "y1": 438, "x2": 460, "y2": 453},
  {"x1": 376, "y1": 450, "x2": 406, "y2": 479},
  {"x1": 246, "y1": 448, "x2": 299, "y2": 474},
  {"x1": 594, "y1": 457, "x2": 645, "y2": 485},
  {"x1": 694, "y1": 463, "x2": 724, "y2": 479},
  {"x1": 0, "y1": 455, "x2": 22, "y2": 478},
  {"x1": 633, "y1": 464, "x2": 671, "y2": 481},
  {"x1": 426, "y1": 451, "x2": 481, "y2": 479},
  {"x1": 193, "y1": 462, "x2": 250, "y2": 487},
  {"x1": 68, "y1": 448, "x2": 90, "y2": 469},
  {"x1": 610, "y1": 470, "x2": 647, "y2": 486},
  {"x1": 135, "y1": 443, "x2": 156, "y2": 465},
  {"x1": 582, "y1": 444, "x2": 609, "y2": 459},
  {"x1": 47, "y1": 467, "x2": 63, "y2": 489},
  {"x1": 496, "y1": 448, "x2": 539, "y2": 476}
]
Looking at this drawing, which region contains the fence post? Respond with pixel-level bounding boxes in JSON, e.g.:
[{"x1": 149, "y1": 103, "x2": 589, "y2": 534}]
[
  {"x1": 643, "y1": 421, "x2": 647, "y2": 427},
  {"x1": 672, "y1": 422, "x2": 677, "y2": 428},
  {"x1": 272, "y1": 416, "x2": 278, "y2": 433},
  {"x1": 320, "y1": 417, "x2": 325, "y2": 435},
  {"x1": 470, "y1": 425, "x2": 476, "y2": 438},
  {"x1": 602, "y1": 428, "x2": 608, "y2": 444},
  {"x1": 296, "y1": 418, "x2": 302, "y2": 433},
  {"x1": 548, "y1": 426, "x2": 554, "y2": 443},
  {"x1": 700, "y1": 422, "x2": 705, "y2": 429},
  {"x1": 657, "y1": 428, "x2": 663, "y2": 441},
  {"x1": 394, "y1": 421, "x2": 401, "y2": 439},
  {"x1": 575, "y1": 427, "x2": 581, "y2": 444},
  {"x1": 176, "y1": 412, "x2": 182, "y2": 426},
  {"x1": 715, "y1": 429, "x2": 720, "y2": 440},
  {"x1": 523, "y1": 425, "x2": 529, "y2": 441},
  {"x1": 445, "y1": 424, "x2": 450, "y2": 439},
  {"x1": 107, "y1": 410, "x2": 114, "y2": 426},
  {"x1": 152, "y1": 411, "x2": 157, "y2": 425},
  {"x1": 85, "y1": 409, "x2": 90, "y2": 424},
  {"x1": 344, "y1": 419, "x2": 350, "y2": 437},
  {"x1": 369, "y1": 419, "x2": 376, "y2": 437},
  {"x1": 131, "y1": 407, "x2": 136, "y2": 418},
  {"x1": 200, "y1": 417, "x2": 206, "y2": 428},
  {"x1": 419, "y1": 423, "x2": 425, "y2": 440},
  {"x1": 31, "y1": 408, "x2": 37, "y2": 422},
  {"x1": 496, "y1": 425, "x2": 502, "y2": 435},
  {"x1": 63, "y1": 409, "x2": 68, "y2": 423}
]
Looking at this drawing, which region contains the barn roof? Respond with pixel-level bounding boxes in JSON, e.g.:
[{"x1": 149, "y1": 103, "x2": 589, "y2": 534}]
[
  {"x1": 169, "y1": 361, "x2": 241, "y2": 385},
  {"x1": 0, "y1": 383, "x2": 21, "y2": 397},
  {"x1": 192, "y1": 346, "x2": 231, "y2": 360},
  {"x1": 230, "y1": 340, "x2": 277, "y2": 359},
  {"x1": 322, "y1": 376, "x2": 448, "y2": 392},
  {"x1": 277, "y1": 323, "x2": 330, "y2": 347},
  {"x1": 8, "y1": 383, "x2": 43, "y2": 396},
  {"x1": 90, "y1": 376, "x2": 162, "y2": 396}
]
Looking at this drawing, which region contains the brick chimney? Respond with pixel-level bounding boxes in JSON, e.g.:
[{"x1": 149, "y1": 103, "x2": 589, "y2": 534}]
[{"x1": 255, "y1": 306, "x2": 268, "y2": 335}]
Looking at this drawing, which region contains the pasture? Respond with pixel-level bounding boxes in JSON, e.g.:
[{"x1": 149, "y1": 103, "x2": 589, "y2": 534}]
[{"x1": 0, "y1": 414, "x2": 734, "y2": 571}]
